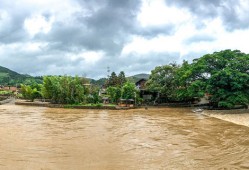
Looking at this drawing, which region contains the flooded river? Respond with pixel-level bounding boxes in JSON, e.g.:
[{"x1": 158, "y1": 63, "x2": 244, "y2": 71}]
[{"x1": 0, "y1": 104, "x2": 249, "y2": 170}]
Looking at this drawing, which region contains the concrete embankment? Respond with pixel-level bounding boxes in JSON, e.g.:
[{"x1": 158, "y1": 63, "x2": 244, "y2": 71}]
[
  {"x1": 203, "y1": 109, "x2": 249, "y2": 127},
  {"x1": 15, "y1": 100, "x2": 63, "y2": 108},
  {"x1": 15, "y1": 100, "x2": 133, "y2": 110},
  {"x1": 0, "y1": 97, "x2": 15, "y2": 105}
]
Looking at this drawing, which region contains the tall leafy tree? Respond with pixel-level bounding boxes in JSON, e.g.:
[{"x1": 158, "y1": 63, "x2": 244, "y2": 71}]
[
  {"x1": 107, "y1": 86, "x2": 121, "y2": 103},
  {"x1": 175, "y1": 60, "x2": 205, "y2": 101},
  {"x1": 118, "y1": 71, "x2": 127, "y2": 87},
  {"x1": 21, "y1": 84, "x2": 42, "y2": 102},
  {"x1": 121, "y1": 82, "x2": 137, "y2": 99},
  {"x1": 41, "y1": 76, "x2": 87, "y2": 104},
  {"x1": 190, "y1": 50, "x2": 249, "y2": 108},
  {"x1": 146, "y1": 64, "x2": 179, "y2": 101},
  {"x1": 107, "y1": 72, "x2": 119, "y2": 87}
]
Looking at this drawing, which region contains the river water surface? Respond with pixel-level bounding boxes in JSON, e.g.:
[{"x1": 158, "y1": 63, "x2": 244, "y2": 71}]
[{"x1": 0, "y1": 104, "x2": 249, "y2": 170}]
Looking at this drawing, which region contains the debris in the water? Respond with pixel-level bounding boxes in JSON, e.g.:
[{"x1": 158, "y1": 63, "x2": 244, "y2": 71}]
[{"x1": 192, "y1": 108, "x2": 203, "y2": 113}]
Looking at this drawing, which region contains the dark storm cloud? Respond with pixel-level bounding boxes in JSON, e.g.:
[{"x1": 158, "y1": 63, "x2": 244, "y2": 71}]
[
  {"x1": 220, "y1": 4, "x2": 249, "y2": 31},
  {"x1": 35, "y1": 0, "x2": 142, "y2": 56},
  {"x1": 165, "y1": 0, "x2": 222, "y2": 18},
  {"x1": 1, "y1": 0, "x2": 191, "y2": 78},
  {"x1": 1, "y1": 0, "x2": 249, "y2": 78},
  {"x1": 0, "y1": 2, "x2": 32, "y2": 44},
  {"x1": 164, "y1": 0, "x2": 249, "y2": 31},
  {"x1": 0, "y1": 29, "x2": 28, "y2": 44},
  {"x1": 0, "y1": 47, "x2": 75, "y2": 75},
  {"x1": 1, "y1": 0, "x2": 155, "y2": 78}
]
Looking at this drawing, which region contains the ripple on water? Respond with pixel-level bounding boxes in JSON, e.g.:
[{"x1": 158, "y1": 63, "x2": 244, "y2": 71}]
[{"x1": 0, "y1": 106, "x2": 249, "y2": 169}]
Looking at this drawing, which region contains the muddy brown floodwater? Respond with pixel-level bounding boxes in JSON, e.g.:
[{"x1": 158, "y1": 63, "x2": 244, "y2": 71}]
[{"x1": 0, "y1": 105, "x2": 249, "y2": 170}]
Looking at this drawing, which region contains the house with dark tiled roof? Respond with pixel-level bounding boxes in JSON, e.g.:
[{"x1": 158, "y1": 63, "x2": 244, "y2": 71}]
[{"x1": 135, "y1": 79, "x2": 158, "y2": 103}]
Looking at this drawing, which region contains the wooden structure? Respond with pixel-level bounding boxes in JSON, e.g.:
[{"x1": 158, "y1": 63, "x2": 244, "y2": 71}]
[
  {"x1": 102, "y1": 97, "x2": 110, "y2": 104},
  {"x1": 135, "y1": 79, "x2": 147, "y2": 90},
  {"x1": 135, "y1": 79, "x2": 158, "y2": 103},
  {"x1": 118, "y1": 99, "x2": 134, "y2": 107}
]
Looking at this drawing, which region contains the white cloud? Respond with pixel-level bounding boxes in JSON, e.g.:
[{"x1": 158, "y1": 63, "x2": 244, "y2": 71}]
[
  {"x1": 137, "y1": 0, "x2": 191, "y2": 28},
  {"x1": 24, "y1": 15, "x2": 54, "y2": 36},
  {"x1": 123, "y1": 14, "x2": 249, "y2": 62},
  {"x1": 24, "y1": 42, "x2": 48, "y2": 52},
  {"x1": 122, "y1": 35, "x2": 180, "y2": 55},
  {"x1": 83, "y1": 51, "x2": 103, "y2": 64},
  {"x1": 75, "y1": 51, "x2": 104, "y2": 65}
]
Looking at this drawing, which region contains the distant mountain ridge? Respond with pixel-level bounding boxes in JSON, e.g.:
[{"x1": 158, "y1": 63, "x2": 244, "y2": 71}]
[
  {"x1": 129, "y1": 73, "x2": 150, "y2": 79},
  {"x1": 90, "y1": 73, "x2": 150, "y2": 86},
  {"x1": 126, "y1": 73, "x2": 150, "y2": 84},
  {"x1": 0, "y1": 65, "x2": 25, "y2": 85},
  {"x1": 0, "y1": 66, "x2": 42, "y2": 86},
  {"x1": 0, "y1": 65, "x2": 150, "y2": 86},
  {"x1": 0, "y1": 65, "x2": 22, "y2": 76}
]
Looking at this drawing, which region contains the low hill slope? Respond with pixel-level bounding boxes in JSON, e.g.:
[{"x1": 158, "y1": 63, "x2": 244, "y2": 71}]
[{"x1": 0, "y1": 66, "x2": 42, "y2": 85}]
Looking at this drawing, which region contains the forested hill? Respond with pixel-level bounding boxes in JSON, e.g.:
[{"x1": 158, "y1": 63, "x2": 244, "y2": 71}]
[
  {"x1": 0, "y1": 66, "x2": 42, "y2": 86},
  {"x1": 127, "y1": 73, "x2": 150, "y2": 83},
  {"x1": 0, "y1": 65, "x2": 150, "y2": 86},
  {"x1": 90, "y1": 73, "x2": 150, "y2": 86}
]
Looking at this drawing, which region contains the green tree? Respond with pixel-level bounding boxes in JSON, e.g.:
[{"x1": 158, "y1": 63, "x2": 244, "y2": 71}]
[
  {"x1": 121, "y1": 82, "x2": 137, "y2": 99},
  {"x1": 41, "y1": 76, "x2": 87, "y2": 104},
  {"x1": 21, "y1": 84, "x2": 42, "y2": 102},
  {"x1": 41, "y1": 76, "x2": 59, "y2": 101},
  {"x1": 146, "y1": 64, "x2": 179, "y2": 101},
  {"x1": 107, "y1": 72, "x2": 119, "y2": 87},
  {"x1": 174, "y1": 60, "x2": 204, "y2": 101},
  {"x1": 190, "y1": 49, "x2": 249, "y2": 108},
  {"x1": 118, "y1": 71, "x2": 127, "y2": 87},
  {"x1": 107, "y1": 86, "x2": 121, "y2": 103},
  {"x1": 86, "y1": 86, "x2": 101, "y2": 104}
]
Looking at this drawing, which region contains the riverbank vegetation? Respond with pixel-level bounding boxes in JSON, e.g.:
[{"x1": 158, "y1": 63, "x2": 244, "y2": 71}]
[
  {"x1": 21, "y1": 76, "x2": 95, "y2": 104},
  {"x1": 18, "y1": 49, "x2": 248, "y2": 109},
  {"x1": 20, "y1": 72, "x2": 139, "y2": 107},
  {"x1": 0, "y1": 90, "x2": 12, "y2": 96},
  {"x1": 147, "y1": 50, "x2": 249, "y2": 109}
]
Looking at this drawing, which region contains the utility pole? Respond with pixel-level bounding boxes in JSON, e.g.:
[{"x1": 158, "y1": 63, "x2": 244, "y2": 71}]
[{"x1": 107, "y1": 66, "x2": 110, "y2": 78}]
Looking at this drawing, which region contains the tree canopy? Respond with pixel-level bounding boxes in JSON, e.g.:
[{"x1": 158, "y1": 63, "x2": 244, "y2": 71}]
[
  {"x1": 121, "y1": 82, "x2": 137, "y2": 100},
  {"x1": 41, "y1": 76, "x2": 88, "y2": 104},
  {"x1": 118, "y1": 71, "x2": 127, "y2": 87},
  {"x1": 106, "y1": 71, "x2": 127, "y2": 87},
  {"x1": 146, "y1": 64, "x2": 179, "y2": 101},
  {"x1": 191, "y1": 50, "x2": 249, "y2": 108},
  {"x1": 18, "y1": 49, "x2": 249, "y2": 109},
  {"x1": 147, "y1": 50, "x2": 249, "y2": 108}
]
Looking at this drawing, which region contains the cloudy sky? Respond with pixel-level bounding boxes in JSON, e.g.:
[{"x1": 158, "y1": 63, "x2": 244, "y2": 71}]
[{"x1": 1, "y1": 0, "x2": 249, "y2": 79}]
